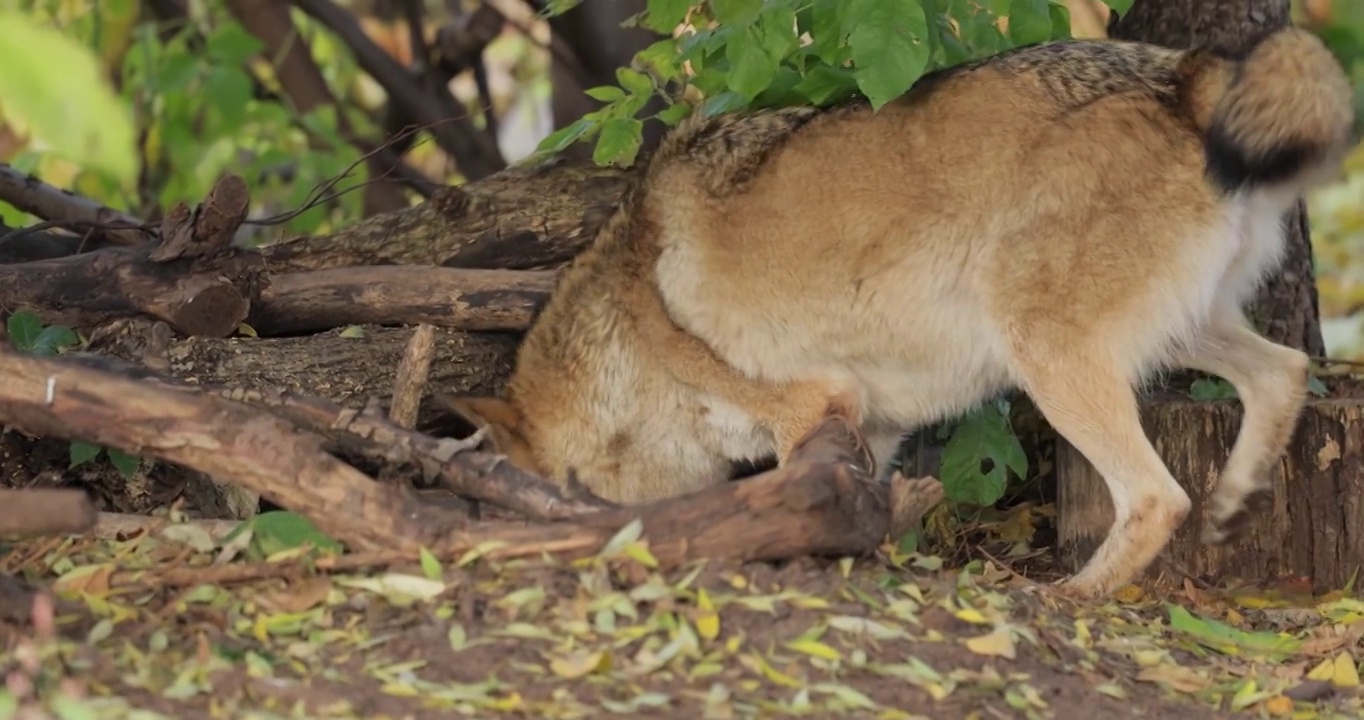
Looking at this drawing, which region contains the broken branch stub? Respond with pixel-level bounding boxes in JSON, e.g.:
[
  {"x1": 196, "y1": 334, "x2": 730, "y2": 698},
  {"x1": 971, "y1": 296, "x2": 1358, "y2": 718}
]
[{"x1": 0, "y1": 175, "x2": 260, "y2": 338}]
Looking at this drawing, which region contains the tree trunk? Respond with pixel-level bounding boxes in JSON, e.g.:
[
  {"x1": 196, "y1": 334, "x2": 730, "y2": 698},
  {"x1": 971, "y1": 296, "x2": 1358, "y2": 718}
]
[
  {"x1": 1057, "y1": 397, "x2": 1364, "y2": 593},
  {"x1": 1107, "y1": 0, "x2": 1325, "y2": 354}
]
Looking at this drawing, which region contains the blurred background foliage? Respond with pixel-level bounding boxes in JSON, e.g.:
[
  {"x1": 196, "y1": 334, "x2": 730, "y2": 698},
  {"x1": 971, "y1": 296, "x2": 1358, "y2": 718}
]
[{"x1": 1295, "y1": 0, "x2": 1364, "y2": 360}]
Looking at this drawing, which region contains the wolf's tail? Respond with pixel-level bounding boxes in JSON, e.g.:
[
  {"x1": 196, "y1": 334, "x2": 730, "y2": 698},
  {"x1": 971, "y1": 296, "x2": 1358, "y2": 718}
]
[{"x1": 1181, "y1": 26, "x2": 1355, "y2": 192}]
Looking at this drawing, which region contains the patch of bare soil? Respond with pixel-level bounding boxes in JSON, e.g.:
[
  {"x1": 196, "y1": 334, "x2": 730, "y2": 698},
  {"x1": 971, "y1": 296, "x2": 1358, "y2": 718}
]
[{"x1": 2, "y1": 527, "x2": 1362, "y2": 720}]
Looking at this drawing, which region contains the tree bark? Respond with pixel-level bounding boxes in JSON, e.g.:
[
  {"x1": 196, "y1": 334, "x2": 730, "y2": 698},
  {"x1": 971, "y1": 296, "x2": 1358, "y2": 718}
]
[
  {"x1": 250, "y1": 267, "x2": 554, "y2": 335},
  {"x1": 121, "y1": 325, "x2": 517, "y2": 404},
  {"x1": 1056, "y1": 397, "x2": 1364, "y2": 593},
  {"x1": 1107, "y1": 0, "x2": 1324, "y2": 354},
  {"x1": 258, "y1": 159, "x2": 632, "y2": 272}
]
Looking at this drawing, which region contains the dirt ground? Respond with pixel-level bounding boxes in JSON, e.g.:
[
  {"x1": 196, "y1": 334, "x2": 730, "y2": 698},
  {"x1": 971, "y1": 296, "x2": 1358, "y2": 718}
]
[{"x1": 1, "y1": 517, "x2": 1361, "y2": 720}]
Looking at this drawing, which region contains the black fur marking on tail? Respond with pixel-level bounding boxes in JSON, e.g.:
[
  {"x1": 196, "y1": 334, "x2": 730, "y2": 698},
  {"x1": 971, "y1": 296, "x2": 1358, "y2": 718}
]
[{"x1": 1204, "y1": 123, "x2": 1315, "y2": 193}]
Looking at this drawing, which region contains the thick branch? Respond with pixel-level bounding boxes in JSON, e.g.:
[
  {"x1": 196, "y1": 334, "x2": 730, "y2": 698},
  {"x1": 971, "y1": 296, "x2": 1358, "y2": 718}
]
[
  {"x1": 208, "y1": 384, "x2": 619, "y2": 521},
  {"x1": 0, "y1": 489, "x2": 97, "y2": 536},
  {"x1": 250, "y1": 267, "x2": 554, "y2": 334},
  {"x1": 0, "y1": 347, "x2": 453, "y2": 552},
  {"x1": 0, "y1": 246, "x2": 260, "y2": 338},
  {"x1": 259, "y1": 158, "x2": 633, "y2": 271},
  {"x1": 417, "y1": 415, "x2": 889, "y2": 567},
  {"x1": 122, "y1": 325, "x2": 517, "y2": 404}
]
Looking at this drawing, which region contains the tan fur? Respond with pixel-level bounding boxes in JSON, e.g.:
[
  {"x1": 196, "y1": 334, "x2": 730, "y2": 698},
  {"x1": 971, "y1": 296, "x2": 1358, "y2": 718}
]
[{"x1": 444, "y1": 26, "x2": 1355, "y2": 598}]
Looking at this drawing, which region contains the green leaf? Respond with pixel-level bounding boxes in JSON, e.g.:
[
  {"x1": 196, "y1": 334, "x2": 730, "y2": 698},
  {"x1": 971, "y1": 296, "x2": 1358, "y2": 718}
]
[
  {"x1": 204, "y1": 67, "x2": 254, "y2": 130},
  {"x1": 701, "y1": 90, "x2": 750, "y2": 116},
  {"x1": 1098, "y1": 0, "x2": 1134, "y2": 16},
  {"x1": 795, "y1": 65, "x2": 861, "y2": 106},
  {"x1": 643, "y1": 0, "x2": 693, "y2": 33},
  {"x1": 244, "y1": 511, "x2": 344, "y2": 557},
  {"x1": 847, "y1": 0, "x2": 930, "y2": 109},
  {"x1": 592, "y1": 118, "x2": 644, "y2": 167},
  {"x1": 711, "y1": 0, "x2": 762, "y2": 26},
  {"x1": 30, "y1": 325, "x2": 79, "y2": 357},
  {"x1": 616, "y1": 67, "x2": 655, "y2": 97},
  {"x1": 1007, "y1": 0, "x2": 1054, "y2": 46},
  {"x1": 1188, "y1": 378, "x2": 1238, "y2": 401},
  {"x1": 637, "y1": 39, "x2": 684, "y2": 81},
  {"x1": 808, "y1": 0, "x2": 851, "y2": 64},
  {"x1": 756, "y1": 5, "x2": 799, "y2": 63},
  {"x1": 107, "y1": 449, "x2": 141, "y2": 478},
  {"x1": 535, "y1": 117, "x2": 597, "y2": 155},
  {"x1": 419, "y1": 547, "x2": 443, "y2": 580},
  {"x1": 753, "y1": 66, "x2": 805, "y2": 108},
  {"x1": 939, "y1": 402, "x2": 1027, "y2": 506},
  {"x1": 7, "y1": 310, "x2": 44, "y2": 351},
  {"x1": 655, "y1": 101, "x2": 694, "y2": 125},
  {"x1": 726, "y1": 26, "x2": 781, "y2": 100},
  {"x1": 1048, "y1": 1, "x2": 1073, "y2": 40},
  {"x1": 205, "y1": 22, "x2": 264, "y2": 66},
  {"x1": 0, "y1": 12, "x2": 137, "y2": 186},
  {"x1": 1308, "y1": 375, "x2": 1330, "y2": 397},
  {"x1": 69, "y1": 441, "x2": 103, "y2": 469},
  {"x1": 585, "y1": 85, "x2": 627, "y2": 103},
  {"x1": 1165, "y1": 604, "x2": 1302, "y2": 658}
]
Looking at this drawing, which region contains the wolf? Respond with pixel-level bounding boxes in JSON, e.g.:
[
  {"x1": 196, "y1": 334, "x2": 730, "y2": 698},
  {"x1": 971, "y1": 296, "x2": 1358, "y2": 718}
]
[{"x1": 438, "y1": 26, "x2": 1356, "y2": 599}]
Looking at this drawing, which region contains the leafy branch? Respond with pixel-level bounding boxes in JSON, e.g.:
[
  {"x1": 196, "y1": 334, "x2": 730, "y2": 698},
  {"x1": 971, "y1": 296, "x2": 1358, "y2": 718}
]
[{"x1": 534, "y1": 0, "x2": 1134, "y2": 169}]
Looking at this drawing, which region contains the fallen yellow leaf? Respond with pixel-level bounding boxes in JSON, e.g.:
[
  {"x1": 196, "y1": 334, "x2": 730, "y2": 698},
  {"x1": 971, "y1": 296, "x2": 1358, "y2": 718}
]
[
  {"x1": 1112, "y1": 585, "x2": 1145, "y2": 603},
  {"x1": 964, "y1": 628, "x2": 1016, "y2": 659},
  {"x1": 549, "y1": 649, "x2": 611, "y2": 679},
  {"x1": 1307, "y1": 652, "x2": 1360, "y2": 687},
  {"x1": 1263, "y1": 695, "x2": 1294, "y2": 716},
  {"x1": 1135, "y1": 663, "x2": 1210, "y2": 693},
  {"x1": 786, "y1": 638, "x2": 843, "y2": 662},
  {"x1": 695, "y1": 588, "x2": 720, "y2": 641}
]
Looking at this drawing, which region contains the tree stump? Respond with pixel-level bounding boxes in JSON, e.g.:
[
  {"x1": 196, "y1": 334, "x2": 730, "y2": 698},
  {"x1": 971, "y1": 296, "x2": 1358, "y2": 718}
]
[{"x1": 1057, "y1": 398, "x2": 1364, "y2": 593}]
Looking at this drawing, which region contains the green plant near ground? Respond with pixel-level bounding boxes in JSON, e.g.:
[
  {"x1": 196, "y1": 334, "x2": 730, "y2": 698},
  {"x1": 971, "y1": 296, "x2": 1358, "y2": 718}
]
[
  {"x1": 535, "y1": 0, "x2": 1130, "y2": 507},
  {"x1": 6, "y1": 310, "x2": 142, "y2": 478}
]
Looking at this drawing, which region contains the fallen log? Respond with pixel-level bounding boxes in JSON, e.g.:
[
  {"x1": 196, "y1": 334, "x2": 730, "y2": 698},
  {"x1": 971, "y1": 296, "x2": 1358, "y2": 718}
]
[
  {"x1": 0, "y1": 175, "x2": 258, "y2": 338},
  {"x1": 1056, "y1": 396, "x2": 1364, "y2": 593},
  {"x1": 249, "y1": 266, "x2": 554, "y2": 335},
  {"x1": 3, "y1": 159, "x2": 604, "y2": 340},
  {"x1": 0, "y1": 345, "x2": 456, "y2": 552},
  {"x1": 1, "y1": 346, "x2": 892, "y2": 574},
  {"x1": 89, "y1": 322, "x2": 517, "y2": 405},
  {"x1": 258, "y1": 158, "x2": 632, "y2": 272}
]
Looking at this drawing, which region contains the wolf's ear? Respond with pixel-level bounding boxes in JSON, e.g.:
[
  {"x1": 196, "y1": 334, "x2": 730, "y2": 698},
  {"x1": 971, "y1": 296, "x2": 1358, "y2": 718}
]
[
  {"x1": 432, "y1": 395, "x2": 535, "y2": 469},
  {"x1": 438, "y1": 395, "x2": 523, "y2": 436}
]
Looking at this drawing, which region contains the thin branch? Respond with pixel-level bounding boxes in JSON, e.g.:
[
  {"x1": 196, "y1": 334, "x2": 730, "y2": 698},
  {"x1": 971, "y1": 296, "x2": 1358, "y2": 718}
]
[{"x1": 0, "y1": 165, "x2": 151, "y2": 246}]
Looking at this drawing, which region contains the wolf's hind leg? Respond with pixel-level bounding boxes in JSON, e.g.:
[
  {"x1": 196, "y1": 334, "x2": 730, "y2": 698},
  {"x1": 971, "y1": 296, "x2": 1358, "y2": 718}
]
[
  {"x1": 1175, "y1": 311, "x2": 1309, "y2": 545},
  {"x1": 1011, "y1": 342, "x2": 1192, "y2": 599}
]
